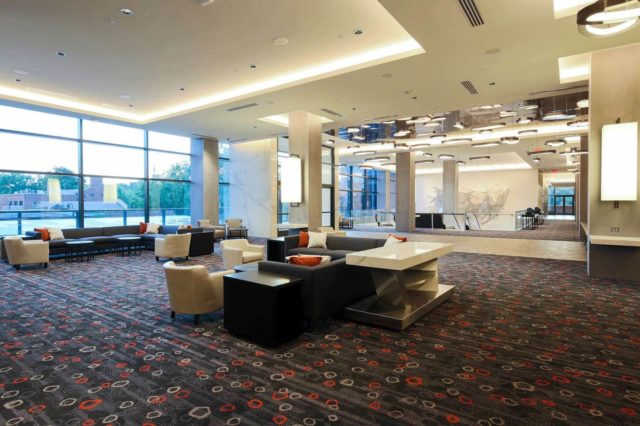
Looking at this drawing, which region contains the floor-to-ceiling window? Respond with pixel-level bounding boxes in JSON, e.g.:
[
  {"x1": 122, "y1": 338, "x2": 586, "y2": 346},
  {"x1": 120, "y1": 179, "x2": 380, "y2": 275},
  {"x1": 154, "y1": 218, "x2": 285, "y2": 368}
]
[
  {"x1": 0, "y1": 103, "x2": 192, "y2": 236},
  {"x1": 218, "y1": 142, "x2": 230, "y2": 224},
  {"x1": 321, "y1": 146, "x2": 334, "y2": 227},
  {"x1": 548, "y1": 185, "x2": 575, "y2": 215},
  {"x1": 338, "y1": 165, "x2": 381, "y2": 223}
]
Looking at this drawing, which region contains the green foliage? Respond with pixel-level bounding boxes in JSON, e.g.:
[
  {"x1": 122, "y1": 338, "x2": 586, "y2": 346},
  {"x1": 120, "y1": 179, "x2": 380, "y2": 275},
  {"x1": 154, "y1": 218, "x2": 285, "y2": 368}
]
[{"x1": 117, "y1": 181, "x2": 145, "y2": 209}]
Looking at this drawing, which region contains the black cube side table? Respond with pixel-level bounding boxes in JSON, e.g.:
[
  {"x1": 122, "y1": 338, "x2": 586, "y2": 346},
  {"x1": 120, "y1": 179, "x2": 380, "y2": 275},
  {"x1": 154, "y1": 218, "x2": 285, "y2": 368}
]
[
  {"x1": 224, "y1": 270, "x2": 303, "y2": 346},
  {"x1": 266, "y1": 237, "x2": 286, "y2": 262}
]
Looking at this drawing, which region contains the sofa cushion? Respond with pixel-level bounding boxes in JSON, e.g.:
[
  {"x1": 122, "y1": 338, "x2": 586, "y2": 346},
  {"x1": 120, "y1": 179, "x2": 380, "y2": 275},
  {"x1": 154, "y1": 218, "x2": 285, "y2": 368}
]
[
  {"x1": 289, "y1": 247, "x2": 336, "y2": 257},
  {"x1": 325, "y1": 235, "x2": 380, "y2": 251},
  {"x1": 102, "y1": 225, "x2": 141, "y2": 236},
  {"x1": 61, "y1": 227, "x2": 102, "y2": 239},
  {"x1": 48, "y1": 239, "x2": 77, "y2": 248}
]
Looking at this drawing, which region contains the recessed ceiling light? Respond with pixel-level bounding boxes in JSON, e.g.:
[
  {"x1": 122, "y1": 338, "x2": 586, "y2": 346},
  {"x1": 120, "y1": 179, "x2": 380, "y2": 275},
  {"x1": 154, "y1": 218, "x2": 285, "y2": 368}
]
[
  {"x1": 444, "y1": 137, "x2": 473, "y2": 144},
  {"x1": 56, "y1": 51, "x2": 66, "y2": 57},
  {"x1": 479, "y1": 129, "x2": 493, "y2": 134},
  {"x1": 577, "y1": 99, "x2": 589, "y2": 108},
  {"x1": 499, "y1": 110, "x2": 518, "y2": 117},
  {"x1": 472, "y1": 141, "x2": 501, "y2": 148},
  {"x1": 527, "y1": 149, "x2": 556, "y2": 156},
  {"x1": 13, "y1": 69, "x2": 29, "y2": 75},
  {"x1": 518, "y1": 129, "x2": 538, "y2": 135},
  {"x1": 545, "y1": 139, "x2": 567, "y2": 147},
  {"x1": 120, "y1": 8, "x2": 134, "y2": 16},
  {"x1": 567, "y1": 119, "x2": 589, "y2": 127},
  {"x1": 416, "y1": 159, "x2": 435, "y2": 164},
  {"x1": 353, "y1": 29, "x2": 364, "y2": 35},
  {"x1": 532, "y1": 157, "x2": 541, "y2": 163},
  {"x1": 500, "y1": 136, "x2": 520, "y2": 145},
  {"x1": 457, "y1": 160, "x2": 466, "y2": 165},
  {"x1": 273, "y1": 37, "x2": 289, "y2": 46}
]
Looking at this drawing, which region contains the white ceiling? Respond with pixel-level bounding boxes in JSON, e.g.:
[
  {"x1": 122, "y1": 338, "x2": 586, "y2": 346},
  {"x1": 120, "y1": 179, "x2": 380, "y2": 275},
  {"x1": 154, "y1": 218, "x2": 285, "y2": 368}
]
[{"x1": 1, "y1": 0, "x2": 640, "y2": 144}]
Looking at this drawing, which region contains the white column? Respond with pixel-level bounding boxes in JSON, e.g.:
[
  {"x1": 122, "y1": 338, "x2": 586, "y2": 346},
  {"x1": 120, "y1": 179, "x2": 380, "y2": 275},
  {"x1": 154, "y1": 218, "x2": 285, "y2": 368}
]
[
  {"x1": 442, "y1": 159, "x2": 459, "y2": 213},
  {"x1": 395, "y1": 151, "x2": 416, "y2": 232},
  {"x1": 190, "y1": 137, "x2": 219, "y2": 225}
]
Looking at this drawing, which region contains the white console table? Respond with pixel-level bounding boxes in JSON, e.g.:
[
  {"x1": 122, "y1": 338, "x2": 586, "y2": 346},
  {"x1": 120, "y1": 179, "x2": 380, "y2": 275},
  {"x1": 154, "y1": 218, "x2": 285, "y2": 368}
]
[{"x1": 345, "y1": 242, "x2": 454, "y2": 330}]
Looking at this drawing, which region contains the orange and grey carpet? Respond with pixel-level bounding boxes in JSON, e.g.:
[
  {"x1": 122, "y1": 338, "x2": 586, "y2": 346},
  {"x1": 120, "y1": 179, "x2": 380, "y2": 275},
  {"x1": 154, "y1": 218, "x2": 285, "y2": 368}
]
[{"x1": 0, "y1": 248, "x2": 637, "y2": 425}]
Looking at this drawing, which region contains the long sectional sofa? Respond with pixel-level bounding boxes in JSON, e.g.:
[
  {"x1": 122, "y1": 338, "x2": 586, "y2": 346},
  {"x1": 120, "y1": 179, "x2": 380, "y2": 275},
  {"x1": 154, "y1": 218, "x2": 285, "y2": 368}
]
[
  {"x1": 25, "y1": 225, "x2": 214, "y2": 257},
  {"x1": 258, "y1": 235, "x2": 387, "y2": 323}
]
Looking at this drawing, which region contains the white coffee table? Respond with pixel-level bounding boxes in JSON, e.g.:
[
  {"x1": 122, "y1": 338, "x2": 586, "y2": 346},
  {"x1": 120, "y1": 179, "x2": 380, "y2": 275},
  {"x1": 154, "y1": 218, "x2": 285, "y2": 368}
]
[{"x1": 345, "y1": 242, "x2": 454, "y2": 330}]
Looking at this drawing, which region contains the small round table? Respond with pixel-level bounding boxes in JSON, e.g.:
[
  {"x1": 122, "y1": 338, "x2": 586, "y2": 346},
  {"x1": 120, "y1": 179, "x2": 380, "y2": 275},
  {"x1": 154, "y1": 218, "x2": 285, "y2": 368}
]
[
  {"x1": 117, "y1": 236, "x2": 143, "y2": 257},
  {"x1": 65, "y1": 240, "x2": 95, "y2": 263}
]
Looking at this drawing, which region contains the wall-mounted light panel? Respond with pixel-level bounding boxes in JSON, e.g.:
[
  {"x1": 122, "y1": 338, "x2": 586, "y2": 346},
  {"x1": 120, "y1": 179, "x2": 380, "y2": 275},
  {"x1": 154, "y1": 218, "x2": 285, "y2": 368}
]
[{"x1": 601, "y1": 121, "x2": 638, "y2": 201}]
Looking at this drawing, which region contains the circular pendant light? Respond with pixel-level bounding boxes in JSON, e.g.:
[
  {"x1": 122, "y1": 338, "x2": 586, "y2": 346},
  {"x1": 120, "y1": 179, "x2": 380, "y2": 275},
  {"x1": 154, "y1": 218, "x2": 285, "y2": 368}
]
[
  {"x1": 577, "y1": 0, "x2": 640, "y2": 37},
  {"x1": 545, "y1": 139, "x2": 568, "y2": 147},
  {"x1": 500, "y1": 136, "x2": 520, "y2": 145}
]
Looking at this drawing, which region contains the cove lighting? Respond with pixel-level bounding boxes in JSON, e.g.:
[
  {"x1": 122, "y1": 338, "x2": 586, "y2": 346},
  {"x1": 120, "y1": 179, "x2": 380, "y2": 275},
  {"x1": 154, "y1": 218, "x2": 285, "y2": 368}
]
[
  {"x1": 601, "y1": 122, "x2": 638, "y2": 201},
  {"x1": 0, "y1": 38, "x2": 423, "y2": 124},
  {"x1": 280, "y1": 156, "x2": 302, "y2": 203},
  {"x1": 415, "y1": 162, "x2": 531, "y2": 175},
  {"x1": 259, "y1": 113, "x2": 333, "y2": 127}
]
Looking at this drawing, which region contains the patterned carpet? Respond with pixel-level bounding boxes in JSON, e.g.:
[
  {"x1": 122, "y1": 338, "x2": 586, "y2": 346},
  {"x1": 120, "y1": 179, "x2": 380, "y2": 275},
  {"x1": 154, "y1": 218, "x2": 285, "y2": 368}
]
[
  {"x1": 1, "y1": 247, "x2": 638, "y2": 425},
  {"x1": 354, "y1": 220, "x2": 581, "y2": 242}
]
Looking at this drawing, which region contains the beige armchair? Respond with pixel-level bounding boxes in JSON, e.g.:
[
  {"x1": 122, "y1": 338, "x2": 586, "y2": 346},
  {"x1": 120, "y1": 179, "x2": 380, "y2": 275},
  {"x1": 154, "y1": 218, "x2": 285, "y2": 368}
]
[
  {"x1": 155, "y1": 233, "x2": 191, "y2": 262},
  {"x1": 163, "y1": 261, "x2": 235, "y2": 325},
  {"x1": 221, "y1": 238, "x2": 264, "y2": 269},
  {"x1": 4, "y1": 237, "x2": 49, "y2": 270},
  {"x1": 225, "y1": 218, "x2": 247, "y2": 238},
  {"x1": 317, "y1": 226, "x2": 347, "y2": 237},
  {"x1": 197, "y1": 220, "x2": 226, "y2": 240}
]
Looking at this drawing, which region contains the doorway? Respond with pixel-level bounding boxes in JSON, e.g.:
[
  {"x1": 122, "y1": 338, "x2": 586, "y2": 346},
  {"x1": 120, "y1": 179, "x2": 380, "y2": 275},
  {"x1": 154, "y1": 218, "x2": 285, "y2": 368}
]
[{"x1": 553, "y1": 195, "x2": 574, "y2": 215}]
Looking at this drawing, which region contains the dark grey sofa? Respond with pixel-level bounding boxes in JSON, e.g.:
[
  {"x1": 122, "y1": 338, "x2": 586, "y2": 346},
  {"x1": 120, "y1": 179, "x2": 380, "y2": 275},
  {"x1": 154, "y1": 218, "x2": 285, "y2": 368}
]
[
  {"x1": 258, "y1": 258, "x2": 375, "y2": 323},
  {"x1": 258, "y1": 235, "x2": 388, "y2": 324},
  {"x1": 284, "y1": 235, "x2": 386, "y2": 259},
  {"x1": 26, "y1": 225, "x2": 213, "y2": 257}
]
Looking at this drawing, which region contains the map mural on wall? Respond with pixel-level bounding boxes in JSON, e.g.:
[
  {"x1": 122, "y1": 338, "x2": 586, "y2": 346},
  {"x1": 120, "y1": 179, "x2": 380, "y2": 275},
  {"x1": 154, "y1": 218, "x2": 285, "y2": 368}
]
[{"x1": 425, "y1": 184, "x2": 511, "y2": 224}]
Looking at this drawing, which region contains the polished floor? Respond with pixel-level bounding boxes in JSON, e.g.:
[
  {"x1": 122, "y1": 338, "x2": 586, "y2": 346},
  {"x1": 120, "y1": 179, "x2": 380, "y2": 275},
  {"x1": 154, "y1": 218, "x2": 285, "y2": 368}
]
[{"x1": 348, "y1": 228, "x2": 586, "y2": 262}]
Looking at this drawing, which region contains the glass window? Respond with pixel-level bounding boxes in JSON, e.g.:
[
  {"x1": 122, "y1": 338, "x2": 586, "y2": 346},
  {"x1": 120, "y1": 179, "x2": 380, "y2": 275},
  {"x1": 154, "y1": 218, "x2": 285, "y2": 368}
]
[
  {"x1": 149, "y1": 151, "x2": 190, "y2": 180},
  {"x1": 149, "y1": 180, "x2": 190, "y2": 225},
  {"x1": 82, "y1": 120, "x2": 144, "y2": 147},
  {"x1": 322, "y1": 163, "x2": 333, "y2": 185},
  {"x1": 0, "y1": 172, "x2": 79, "y2": 235},
  {"x1": 219, "y1": 158, "x2": 230, "y2": 183},
  {"x1": 0, "y1": 105, "x2": 78, "y2": 138},
  {"x1": 0, "y1": 132, "x2": 78, "y2": 173},
  {"x1": 219, "y1": 183, "x2": 229, "y2": 224},
  {"x1": 83, "y1": 177, "x2": 145, "y2": 227},
  {"x1": 83, "y1": 143, "x2": 144, "y2": 178},
  {"x1": 219, "y1": 142, "x2": 230, "y2": 159},
  {"x1": 148, "y1": 131, "x2": 191, "y2": 153},
  {"x1": 352, "y1": 176, "x2": 365, "y2": 191}
]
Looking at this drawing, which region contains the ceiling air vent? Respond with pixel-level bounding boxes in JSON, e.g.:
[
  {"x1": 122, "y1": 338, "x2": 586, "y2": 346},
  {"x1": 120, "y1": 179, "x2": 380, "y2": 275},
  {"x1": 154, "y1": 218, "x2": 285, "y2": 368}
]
[
  {"x1": 320, "y1": 108, "x2": 343, "y2": 117},
  {"x1": 458, "y1": 0, "x2": 484, "y2": 27},
  {"x1": 461, "y1": 80, "x2": 479, "y2": 95},
  {"x1": 225, "y1": 102, "x2": 258, "y2": 112}
]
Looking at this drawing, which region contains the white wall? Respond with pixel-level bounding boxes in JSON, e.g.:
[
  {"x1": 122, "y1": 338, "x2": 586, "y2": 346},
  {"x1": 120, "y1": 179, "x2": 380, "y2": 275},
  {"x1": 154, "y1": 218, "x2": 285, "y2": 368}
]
[
  {"x1": 416, "y1": 168, "x2": 539, "y2": 214},
  {"x1": 229, "y1": 139, "x2": 278, "y2": 238}
]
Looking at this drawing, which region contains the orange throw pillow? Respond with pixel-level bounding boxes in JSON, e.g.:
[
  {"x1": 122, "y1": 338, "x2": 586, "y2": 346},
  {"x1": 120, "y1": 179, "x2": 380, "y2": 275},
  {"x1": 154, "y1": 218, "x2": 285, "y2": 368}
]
[
  {"x1": 389, "y1": 234, "x2": 408, "y2": 242},
  {"x1": 139, "y1": 222, "x2": 148, "y2": 234},
  {"x1": 34, "y1": 228, "x2": 50, "y2": 241},
  {"x1": 298, "y1": 231, "x2": 309, "y2": 247},
  {"x1": 289, "y1": 256, "x2": 322, "y2": 266}
]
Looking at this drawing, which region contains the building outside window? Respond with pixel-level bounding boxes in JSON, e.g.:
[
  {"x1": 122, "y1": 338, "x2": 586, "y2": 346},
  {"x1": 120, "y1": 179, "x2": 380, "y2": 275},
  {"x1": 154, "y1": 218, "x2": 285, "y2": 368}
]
[{"x1": 0, "y1": 103, "x2": 192, "y2": 236}]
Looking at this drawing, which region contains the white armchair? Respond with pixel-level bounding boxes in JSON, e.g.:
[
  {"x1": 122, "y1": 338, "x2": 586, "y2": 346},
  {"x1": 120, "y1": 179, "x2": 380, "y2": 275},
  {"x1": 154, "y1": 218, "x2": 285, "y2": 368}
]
[
  {"x1": 155, "y1": 233, "x2": 191, "y2": 262},
  {"x1": 221, "y1": 238, "x2": 264, "y2": 269},
  {"x1": 225, "y1": 218, "x2": 247, "y2": 238},
  {"x1": 317, "y1": 226, "x2": 347, "y2": 237},
  {"x1": 4, "y1": 237, "x2": 49, "y2": 270},
  {"x1": 197, "y1": 220, "x2": 225, "y2": 240},
  {"x1": 163, "y1": 261, "x2": 235, "y2": 325}
]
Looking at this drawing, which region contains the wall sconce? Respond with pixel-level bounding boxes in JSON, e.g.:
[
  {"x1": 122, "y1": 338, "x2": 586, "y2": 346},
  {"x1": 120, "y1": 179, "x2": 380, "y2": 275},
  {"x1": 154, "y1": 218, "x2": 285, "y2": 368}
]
[
  {"x1": 601, "y1": 121, "x2": 638, "y2": 203},
  {"x1": 280, "y1": 155, "x2": 302, "y2": 206}
]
